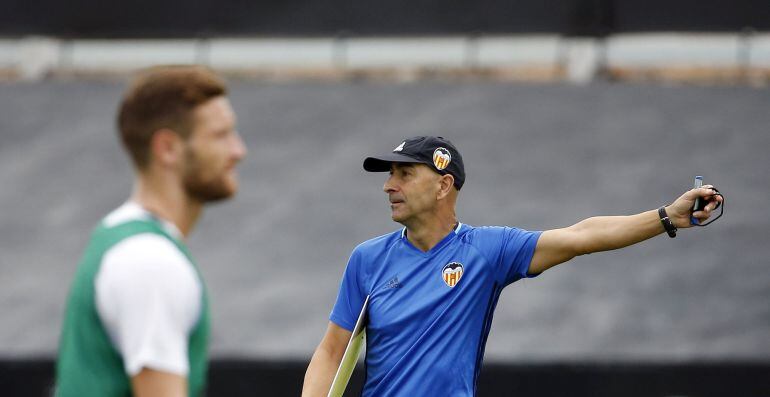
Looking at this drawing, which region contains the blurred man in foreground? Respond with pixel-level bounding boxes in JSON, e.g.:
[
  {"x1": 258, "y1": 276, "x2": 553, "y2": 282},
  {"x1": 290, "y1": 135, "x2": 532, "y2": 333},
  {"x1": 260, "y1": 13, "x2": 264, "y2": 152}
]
[
  {"x1": 56, "y1": 66, "x2": 247, "y2": 397},
  {"x1": 302, "y1": 136, "x2": 721, "y2": 396}
]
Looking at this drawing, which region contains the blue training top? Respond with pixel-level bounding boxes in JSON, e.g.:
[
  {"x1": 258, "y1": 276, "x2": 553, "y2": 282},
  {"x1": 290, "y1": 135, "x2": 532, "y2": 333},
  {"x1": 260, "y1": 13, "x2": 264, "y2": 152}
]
[{"x1": 330, "y1": 223, "x2": 542, "y2": 397}]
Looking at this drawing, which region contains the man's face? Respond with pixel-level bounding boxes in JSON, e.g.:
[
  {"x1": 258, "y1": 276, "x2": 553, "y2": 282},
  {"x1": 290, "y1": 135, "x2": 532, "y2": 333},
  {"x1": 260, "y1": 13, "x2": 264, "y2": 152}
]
[
  {"x1": 181, "y1": 96, "x2": 247, "y2": 202},
  {"x1": 383, "y1": 163, "x2": 442, "y2": 224}
]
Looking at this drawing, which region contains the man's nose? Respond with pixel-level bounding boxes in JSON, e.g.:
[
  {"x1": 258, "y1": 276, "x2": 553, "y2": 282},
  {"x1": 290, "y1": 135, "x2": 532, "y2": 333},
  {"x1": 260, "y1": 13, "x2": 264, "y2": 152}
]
[
  {"x1": 383, "y1": 174, "x2": 397, "y2": 193},
  {"x1": 231, "y1": 131, "x2": 248, "y2": 161}
]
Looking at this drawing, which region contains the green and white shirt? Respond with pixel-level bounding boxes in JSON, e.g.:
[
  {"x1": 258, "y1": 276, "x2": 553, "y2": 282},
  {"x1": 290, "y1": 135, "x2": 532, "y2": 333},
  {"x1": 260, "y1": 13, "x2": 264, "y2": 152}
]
[{"x1": 56, "y1": 202, "x2": 210, "y2": 397}]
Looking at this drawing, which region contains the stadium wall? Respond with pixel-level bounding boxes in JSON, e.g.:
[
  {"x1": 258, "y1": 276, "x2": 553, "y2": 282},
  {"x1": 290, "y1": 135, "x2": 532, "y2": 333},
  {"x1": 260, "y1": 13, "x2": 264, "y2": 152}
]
[
  {"x1": 1, "y1": 0, "x2": 769, "y2": 38},
  {"x1": 2, "y1": 359, "x2": 769, "y2": 396}
]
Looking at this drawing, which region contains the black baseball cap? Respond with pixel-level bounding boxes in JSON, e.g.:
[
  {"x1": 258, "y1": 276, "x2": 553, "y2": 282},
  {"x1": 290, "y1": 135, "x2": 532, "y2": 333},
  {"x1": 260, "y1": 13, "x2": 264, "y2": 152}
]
[{"x1": 363, "y1": 136, "x2": 465, "y2": 190}]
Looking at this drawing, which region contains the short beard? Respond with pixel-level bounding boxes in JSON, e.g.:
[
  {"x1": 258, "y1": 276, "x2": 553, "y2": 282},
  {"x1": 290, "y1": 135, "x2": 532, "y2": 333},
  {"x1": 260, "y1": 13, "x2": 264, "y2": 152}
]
[{"x1": 182, "y1": 147, "x2": 234, "y2": 203}]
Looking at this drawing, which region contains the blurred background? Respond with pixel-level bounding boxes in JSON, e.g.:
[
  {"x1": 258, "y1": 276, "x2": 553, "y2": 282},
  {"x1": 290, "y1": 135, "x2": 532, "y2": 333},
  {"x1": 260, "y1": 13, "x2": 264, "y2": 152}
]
[{"x1": 1, "y1": 0, "x2": 769, "y2": 396}]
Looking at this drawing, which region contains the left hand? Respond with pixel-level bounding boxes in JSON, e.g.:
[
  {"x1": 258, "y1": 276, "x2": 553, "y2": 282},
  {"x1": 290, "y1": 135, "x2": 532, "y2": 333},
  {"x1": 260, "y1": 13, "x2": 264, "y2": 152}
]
[{"x1": 665, "y1": 185, "x2": 723, "y2": 228}]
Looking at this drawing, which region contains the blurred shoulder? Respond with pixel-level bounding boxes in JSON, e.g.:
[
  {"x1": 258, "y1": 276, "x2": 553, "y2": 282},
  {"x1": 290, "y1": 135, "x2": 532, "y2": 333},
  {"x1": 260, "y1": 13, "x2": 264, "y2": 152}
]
[{"x1": 353, "y1": 229, "x2": 403, "y2": 255}]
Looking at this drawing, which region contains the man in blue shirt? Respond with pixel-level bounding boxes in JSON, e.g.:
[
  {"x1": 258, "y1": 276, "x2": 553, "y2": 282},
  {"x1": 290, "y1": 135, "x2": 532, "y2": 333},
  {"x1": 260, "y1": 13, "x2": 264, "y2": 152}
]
[{"x1": 302, "y1": 136, "x2": 722, "y2": 397}]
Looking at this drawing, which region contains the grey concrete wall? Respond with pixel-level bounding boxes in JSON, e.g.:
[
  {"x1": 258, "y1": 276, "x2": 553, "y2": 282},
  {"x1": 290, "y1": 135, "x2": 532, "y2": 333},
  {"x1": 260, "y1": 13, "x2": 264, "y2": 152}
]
[{"x1": 0, "y1": 81, "x2": 768, "y2": 362}]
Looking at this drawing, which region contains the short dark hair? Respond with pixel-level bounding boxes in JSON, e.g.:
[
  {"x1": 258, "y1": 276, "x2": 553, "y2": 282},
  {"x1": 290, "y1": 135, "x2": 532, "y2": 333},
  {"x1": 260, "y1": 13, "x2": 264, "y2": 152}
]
[{"x1": 117, "y1": 65, "x2": 227, "y2": 168}]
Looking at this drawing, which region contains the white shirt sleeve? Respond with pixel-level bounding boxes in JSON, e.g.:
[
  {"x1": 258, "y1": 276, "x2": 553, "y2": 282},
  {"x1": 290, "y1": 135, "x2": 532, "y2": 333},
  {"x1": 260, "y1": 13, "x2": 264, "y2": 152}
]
[{"x1": 95, "y1": 233, "x2": 202, "y2": 377}]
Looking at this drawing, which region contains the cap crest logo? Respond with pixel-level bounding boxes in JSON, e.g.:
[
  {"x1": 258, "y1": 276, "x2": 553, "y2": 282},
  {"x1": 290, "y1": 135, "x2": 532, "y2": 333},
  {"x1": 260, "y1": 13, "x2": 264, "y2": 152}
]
[
  {"x1": 393, "y1": 142, "x2": 405, "y2": 152},
  {"x1": 442, "y1": 262, "x2": 464, "y2": 288},
  {"x1": 433, "y1": 147, "x2": 451, "y2": 170}
]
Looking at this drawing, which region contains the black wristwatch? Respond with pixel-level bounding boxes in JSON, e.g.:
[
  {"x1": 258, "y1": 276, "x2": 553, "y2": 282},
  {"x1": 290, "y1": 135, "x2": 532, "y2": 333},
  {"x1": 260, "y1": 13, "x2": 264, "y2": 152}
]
[{"x1": 658, "y1": 206, "x2": 677, "y2": 238}]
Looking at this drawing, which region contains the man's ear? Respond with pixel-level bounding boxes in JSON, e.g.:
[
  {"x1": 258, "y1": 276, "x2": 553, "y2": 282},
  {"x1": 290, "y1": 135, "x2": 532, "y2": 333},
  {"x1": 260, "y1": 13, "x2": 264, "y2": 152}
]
[
  {"x1": 437, "y1": 174, "x2": 455, "y2": 200},
  {"x1": 149, "y1": 129, "x2": 184, "y2": 167}
]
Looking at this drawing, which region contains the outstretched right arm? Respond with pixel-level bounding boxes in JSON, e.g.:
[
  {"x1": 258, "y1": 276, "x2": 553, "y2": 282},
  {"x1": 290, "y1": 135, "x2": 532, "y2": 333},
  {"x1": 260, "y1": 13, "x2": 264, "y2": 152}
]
[{"x1": 302, "y1": 322, "x2": 352, "y2": 397}]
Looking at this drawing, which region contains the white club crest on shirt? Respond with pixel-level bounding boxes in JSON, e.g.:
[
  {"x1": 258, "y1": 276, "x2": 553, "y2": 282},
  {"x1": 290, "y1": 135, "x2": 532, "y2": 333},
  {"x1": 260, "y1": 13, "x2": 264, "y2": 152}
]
[{"x1": 442, "y1": 262, "x2": 464, "y2": 288}]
